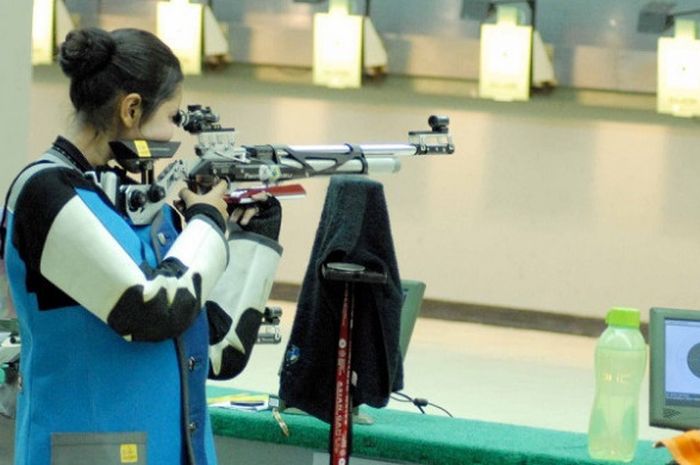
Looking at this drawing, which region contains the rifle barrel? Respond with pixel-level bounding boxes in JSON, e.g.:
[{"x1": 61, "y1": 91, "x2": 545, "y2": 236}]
[
  {"x1": 285, "y1": 144, "x2": 418, "y2": 157},
  {"x1": 273, "y1": 143, "x2": 418, "y2": 176},
  {"x1": 279, "y1": 156, "x2": 401, "y2": 175}
]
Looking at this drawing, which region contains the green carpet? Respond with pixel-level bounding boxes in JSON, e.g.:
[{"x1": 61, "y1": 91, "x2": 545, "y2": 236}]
[{"x1": 207, "y1": 386, "x2": 671, "y2": 465}]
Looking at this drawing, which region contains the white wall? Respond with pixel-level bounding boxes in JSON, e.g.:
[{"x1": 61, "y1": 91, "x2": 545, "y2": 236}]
[
  {"x1": 29, "y1": 67, "x2": 700, "y2": 320},
  {"x1": 0, "y1": 1, "x2": 33, "y2": 194}
]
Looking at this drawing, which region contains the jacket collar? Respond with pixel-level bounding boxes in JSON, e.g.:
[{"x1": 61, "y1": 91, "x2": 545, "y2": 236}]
[{"x1": 51, "y1": 136, "x2": 94, "y2": 173}]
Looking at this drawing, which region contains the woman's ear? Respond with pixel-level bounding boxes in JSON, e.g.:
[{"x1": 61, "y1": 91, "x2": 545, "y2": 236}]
[{"x1": 119, "y1": 93, "x2": 143, "y2": 129}]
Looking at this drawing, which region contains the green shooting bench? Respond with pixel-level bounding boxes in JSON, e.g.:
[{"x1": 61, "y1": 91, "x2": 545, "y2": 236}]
[{"x1": 207, "y1": 385, "x2": 671, "y2": 465}]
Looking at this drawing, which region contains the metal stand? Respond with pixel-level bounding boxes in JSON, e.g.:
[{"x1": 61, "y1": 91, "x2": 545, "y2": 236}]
[{"x1": 322, "y1": 262, "x2": 387, "y2": 465}]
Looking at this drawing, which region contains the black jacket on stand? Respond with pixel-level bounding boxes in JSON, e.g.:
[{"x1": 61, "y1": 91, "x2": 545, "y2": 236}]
[{"x1": 279, "y1": 176, "x2": 404, "y2": 423}]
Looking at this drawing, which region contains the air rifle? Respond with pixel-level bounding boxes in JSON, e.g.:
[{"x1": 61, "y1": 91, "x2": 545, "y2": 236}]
[{"x1": 103, "y1": 105, "x2": 455, "y2": 226}]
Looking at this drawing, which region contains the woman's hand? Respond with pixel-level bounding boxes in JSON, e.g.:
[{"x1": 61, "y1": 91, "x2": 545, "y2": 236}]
[
  {"x1": 230, "y1": 192, "x2": 270, "y2": 226},
  {"x1": 230, "y1": 193, "x2": 282, "y2": 241},
  {"x1": 178, "y1": 179, "x2": 229, "y2": 225}
]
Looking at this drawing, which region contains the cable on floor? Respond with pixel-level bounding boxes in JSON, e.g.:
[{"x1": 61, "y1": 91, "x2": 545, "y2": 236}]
[{"x1": 391, "y1": 391, "x2": 453, "y2": 417}]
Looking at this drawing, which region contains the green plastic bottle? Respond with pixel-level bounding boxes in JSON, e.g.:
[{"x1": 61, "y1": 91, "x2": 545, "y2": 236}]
[{"x1": 588, "y1": 307, "x2": 647, "y2": 462}]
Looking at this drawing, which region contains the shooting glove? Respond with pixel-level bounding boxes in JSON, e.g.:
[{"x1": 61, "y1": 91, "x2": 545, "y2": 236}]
[{"x1": 229, "y1": 196, "x2": 282, "y2": 241}]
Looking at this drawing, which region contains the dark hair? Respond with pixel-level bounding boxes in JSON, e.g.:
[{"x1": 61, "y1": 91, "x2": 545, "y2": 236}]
[{"x1": 58, "y1": 27, "x2": 183, "y2": 132}]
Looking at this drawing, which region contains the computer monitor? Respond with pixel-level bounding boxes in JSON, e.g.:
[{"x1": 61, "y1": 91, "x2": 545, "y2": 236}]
[
  {"x1": 398, "y1": 280, "x2": 425, "y2": 359},
  {"x1": 649, "y1": 307, "x2": 700, "y2": 430}
]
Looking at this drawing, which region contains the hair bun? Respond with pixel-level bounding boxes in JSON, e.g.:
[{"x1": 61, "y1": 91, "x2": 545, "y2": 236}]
[{"x1": 59, "y1": 28, "x2": 116, "y2": 79}]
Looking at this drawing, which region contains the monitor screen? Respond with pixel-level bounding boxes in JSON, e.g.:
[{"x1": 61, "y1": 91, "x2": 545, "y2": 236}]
[
  {"x1": 649, "y1": 307, "x2": 700, "y2": 430},
  {"x1": 398, "y1": 280, "x2": 425, "y2": 359}
]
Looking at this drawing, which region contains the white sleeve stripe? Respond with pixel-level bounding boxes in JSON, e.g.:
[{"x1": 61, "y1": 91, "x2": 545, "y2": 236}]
[
  {"x1": 40, "y1": 198, "x2": 228, "y2": 325},
  {"x1": 39, "y1": 197, "x2": 149, "y2": 322},
  {"x1": 142, "y1": 274, "x2": 190, "y2": 305},
  {"x1": 165, "y1": 217, "x2": 228, "y2": 298}
]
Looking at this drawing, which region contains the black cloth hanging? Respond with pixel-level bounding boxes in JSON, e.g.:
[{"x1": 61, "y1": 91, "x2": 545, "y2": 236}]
[{"x1": 279, "y1": 176, "x2": 404, "y2": 423}]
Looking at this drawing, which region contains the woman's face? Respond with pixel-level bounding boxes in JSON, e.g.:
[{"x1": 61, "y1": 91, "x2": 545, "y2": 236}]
[
  {"x1": 138, "y1": 85, "x2": 183, "y2": 142},
  {"x1": 118, "y1": 85, "x2": 183, "y2": 143}
]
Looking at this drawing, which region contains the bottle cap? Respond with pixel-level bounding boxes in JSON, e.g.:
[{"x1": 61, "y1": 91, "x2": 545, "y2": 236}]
[{"x1": 606, "y1": 307, "x2": 640, "y2": 328}]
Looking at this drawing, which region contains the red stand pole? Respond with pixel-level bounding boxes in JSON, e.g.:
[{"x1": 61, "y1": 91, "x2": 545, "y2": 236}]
[
  {"x1": 323, "y1": 261, "x2": 385, "y2": 465},
  {"x1": 330, "y1": 283, "x2": 354, "y2": 465}
]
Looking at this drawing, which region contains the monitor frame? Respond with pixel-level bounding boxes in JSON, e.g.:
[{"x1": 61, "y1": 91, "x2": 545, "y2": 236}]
[
  {"x1": 398, "y1": 280, "x2": 425, "y2": 359},
  {"x1": 649, "y1": 307, "x2": 700, "y2": 430}
]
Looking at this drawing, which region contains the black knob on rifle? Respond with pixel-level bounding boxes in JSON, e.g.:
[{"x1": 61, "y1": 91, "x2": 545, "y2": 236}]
[
  {"x1": 428, "y1": 115, "x2": 449, "y2": 133},
  {"x1": 128, "y1": 190, "x2": 147, "y2": 211},
  {"x1": 147, "y1": 185, "x2": 166, "y2": 203}
]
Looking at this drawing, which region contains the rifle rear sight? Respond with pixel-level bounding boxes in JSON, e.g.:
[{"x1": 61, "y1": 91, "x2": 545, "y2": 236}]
[{"x1": 173, "y1": 105, "x2": 221, "y2": 133}]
